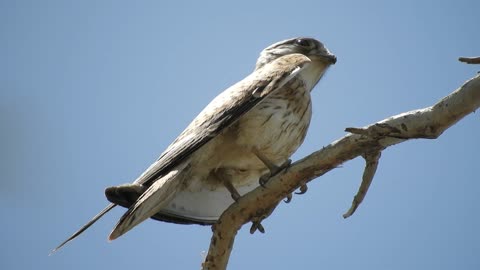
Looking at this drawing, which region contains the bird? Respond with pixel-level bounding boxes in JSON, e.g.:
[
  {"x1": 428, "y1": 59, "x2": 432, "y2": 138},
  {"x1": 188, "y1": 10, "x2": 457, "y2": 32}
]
[{"x1": 52, "y1": 37, "x2": 336, "y2": 253}]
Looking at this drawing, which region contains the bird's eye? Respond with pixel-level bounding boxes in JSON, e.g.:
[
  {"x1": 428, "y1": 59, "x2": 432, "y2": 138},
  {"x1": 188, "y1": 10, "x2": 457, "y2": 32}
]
[{"x1": 295, "y1": 39, "x2": 310, "y2": 47}]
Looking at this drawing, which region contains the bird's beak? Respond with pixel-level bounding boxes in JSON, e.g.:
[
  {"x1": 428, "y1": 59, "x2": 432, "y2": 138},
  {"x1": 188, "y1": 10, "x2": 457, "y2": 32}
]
[
  {"x1": 310, "y1": 52, "x2": 337, "y2": 65},
  {"x1": 322, "y1": 53, "x2": 337, "y2": 65}
]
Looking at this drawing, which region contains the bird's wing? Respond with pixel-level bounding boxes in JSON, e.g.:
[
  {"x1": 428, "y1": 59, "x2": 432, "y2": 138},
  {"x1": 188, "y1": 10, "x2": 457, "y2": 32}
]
[
  {"x1": 51, "y1": 53, "x2": 311, "y2": 252},
  {"x1": 108, "y1": 53, "x2": 311, "y2": 239},
  {"x1": 134, "y1": 53, "x2": 311, "y2": 188}
]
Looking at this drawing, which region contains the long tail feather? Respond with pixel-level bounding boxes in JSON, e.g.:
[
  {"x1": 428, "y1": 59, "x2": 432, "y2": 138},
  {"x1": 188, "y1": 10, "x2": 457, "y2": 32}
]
[{"x1": 50, "y1": 203, "x2": 116, "y2": 255}]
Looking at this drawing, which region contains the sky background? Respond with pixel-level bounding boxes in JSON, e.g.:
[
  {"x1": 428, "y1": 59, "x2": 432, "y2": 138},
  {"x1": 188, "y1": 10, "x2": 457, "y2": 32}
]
[{"x1": 1, "y1": 1, "x2": 479, "y2": 269}]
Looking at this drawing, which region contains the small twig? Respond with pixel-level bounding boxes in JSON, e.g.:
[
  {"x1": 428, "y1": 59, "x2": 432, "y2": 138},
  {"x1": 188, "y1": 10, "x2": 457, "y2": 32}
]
[
  {"x1": 343, "y1": 150, "x2": 382, "y2": 218},
  {"x1": 459, "y1": 56, "x2": 480, "y2": 64}
]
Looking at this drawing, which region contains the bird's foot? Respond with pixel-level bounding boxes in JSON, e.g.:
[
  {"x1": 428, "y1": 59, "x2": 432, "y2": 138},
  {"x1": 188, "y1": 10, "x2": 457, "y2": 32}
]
[
  {"x1": 212, "y1": 169, "x2": 269, "y2": 232},
  {"x1": 295, "y1": 183, "x2": 308, "y2": 195},
  {"x1": 284, "y1": 193, "x2": 293, "y2": 203},
  {"x1": 282, "y1": 183, "x2": 308, "y2": 203},
  {"x1": 258, "y1": 158, "x2": 292, "y2": 187},
  {"x1": 249, "y1": 205, "x2": 276, "y2": 234},
  {"x1": 250, "y1": 219, "x2": 266, "y2": 234},
  {"x1": 282, "y1": 184, "x2": 307, "y2": 204}
]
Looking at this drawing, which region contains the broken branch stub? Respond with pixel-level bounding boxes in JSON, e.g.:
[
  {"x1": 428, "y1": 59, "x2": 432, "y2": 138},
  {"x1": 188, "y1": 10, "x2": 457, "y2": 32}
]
[{"x1": 343, "y1": 150, "x2": 382, "y2": 218}]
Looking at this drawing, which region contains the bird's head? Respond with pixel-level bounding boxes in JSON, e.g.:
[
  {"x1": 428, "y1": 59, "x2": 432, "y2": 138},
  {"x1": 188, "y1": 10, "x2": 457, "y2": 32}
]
[{"x1": 255, "y1": 37, "x2": 336, "y2": 70}]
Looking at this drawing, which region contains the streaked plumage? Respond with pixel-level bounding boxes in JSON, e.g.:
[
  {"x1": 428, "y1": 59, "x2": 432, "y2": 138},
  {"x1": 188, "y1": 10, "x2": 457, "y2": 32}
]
[{"x1": 53, "y1": 37, "x2": 336, "y2": 252}]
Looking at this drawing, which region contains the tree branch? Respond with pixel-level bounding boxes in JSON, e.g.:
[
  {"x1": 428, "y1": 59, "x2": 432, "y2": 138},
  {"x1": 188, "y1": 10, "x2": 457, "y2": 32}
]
[
  {"x1": 459, "y1": 56, "x2": 480, "y2": 64},
  {"x1": 202, "y1": 73, "x2": 480, "y2": 270},
  {"x1": 343, "y1": 150, "x2": 381, "y2": 218}
]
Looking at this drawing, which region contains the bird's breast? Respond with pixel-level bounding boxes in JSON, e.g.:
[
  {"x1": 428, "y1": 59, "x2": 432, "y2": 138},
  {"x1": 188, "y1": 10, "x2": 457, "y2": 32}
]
[{"x1": 228, "y1": 77, "x2": 312, "y2": 167}]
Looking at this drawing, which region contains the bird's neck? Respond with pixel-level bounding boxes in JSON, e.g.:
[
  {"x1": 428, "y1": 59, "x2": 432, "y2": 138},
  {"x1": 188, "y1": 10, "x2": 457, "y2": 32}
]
[{"x1": 299, "y1": 61, "x2": 330, "y2": 91}]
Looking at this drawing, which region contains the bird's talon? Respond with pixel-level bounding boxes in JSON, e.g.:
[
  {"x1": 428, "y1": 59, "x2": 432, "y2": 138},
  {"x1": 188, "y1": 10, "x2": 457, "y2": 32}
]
[
  {"x1": 294, "y1": 184, "x2": 308, "y2": 195},
  {"x1": 259, "y1": 174, "x2": 271, "y2": 187},
  {"x1": 257, "y1": 223, "x2": 265, "y2": 233},
  {"x1": 250, "y1": 220, "x2": 266, "y2": 234},
  {"x1": 284, "y1": 193, "x2": 293, "y2": 203},
  {"x1": 249, "y1": 222, "x2": 256, "y2": 234}
]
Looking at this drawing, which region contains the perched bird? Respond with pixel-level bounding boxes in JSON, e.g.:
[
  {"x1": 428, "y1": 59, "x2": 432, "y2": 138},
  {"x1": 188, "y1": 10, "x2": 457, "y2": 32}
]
[{"x1": 53, "y1": 37, "x2": 336, "y2": 252}]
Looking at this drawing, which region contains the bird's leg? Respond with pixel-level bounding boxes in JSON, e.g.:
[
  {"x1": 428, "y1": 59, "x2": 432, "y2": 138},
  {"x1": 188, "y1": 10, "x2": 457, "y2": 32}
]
[
  {"x1": 250, "y1": 202, "x2": 280, "y2": 234},
  {"x1": 253, "y1": 148, "x2": 291, "y2": 186},
  {"x1": 253, "y1": 148, "x2": 293, "y2": 203},
  {"x1": 212, "y1": 169, "x2": 266, "y2": 233},
  {"x1": 223, "y1": 176, "x2": 242, "y2": 202},
  {"x1": 211, "y1": 169, "x2": 241, "y2": 202}
]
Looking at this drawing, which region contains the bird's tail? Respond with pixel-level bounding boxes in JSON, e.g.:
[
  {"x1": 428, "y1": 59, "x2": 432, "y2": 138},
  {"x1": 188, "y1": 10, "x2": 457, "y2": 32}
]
[
  {"x1": 50, "y1": 203, "x2": 116, "y2": 255},
  {"x1": 108, "y1": 168, "x2": 184, "y2": 240}
]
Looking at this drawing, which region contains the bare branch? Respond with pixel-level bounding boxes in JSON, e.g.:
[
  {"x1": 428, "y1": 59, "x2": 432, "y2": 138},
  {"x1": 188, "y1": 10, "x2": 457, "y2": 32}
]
[
  {"x1": 345, "y1": 123, "x2": 401, "y2": 138},
  {"x1": 343, "y1": 150, "x2": 382, "y2": 218},
  {"x1": 202, "y1": 74, "x2": 480, "y2": 270},
  {"x1": 459, "y1": 56, "x2": 480, "y2": 64}
]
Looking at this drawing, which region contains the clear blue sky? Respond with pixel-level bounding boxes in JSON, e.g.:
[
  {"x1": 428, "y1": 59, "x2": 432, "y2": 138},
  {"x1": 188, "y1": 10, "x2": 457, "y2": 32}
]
[{"x1": 1, "y1": 1, "x2": 479, "y2": 269}]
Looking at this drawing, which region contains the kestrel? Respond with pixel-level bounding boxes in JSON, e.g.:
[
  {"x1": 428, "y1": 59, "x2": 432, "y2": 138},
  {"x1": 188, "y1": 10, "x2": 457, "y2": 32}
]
[{"x1": 53, "y1": 37, "x2": 336, "y2": 252}]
